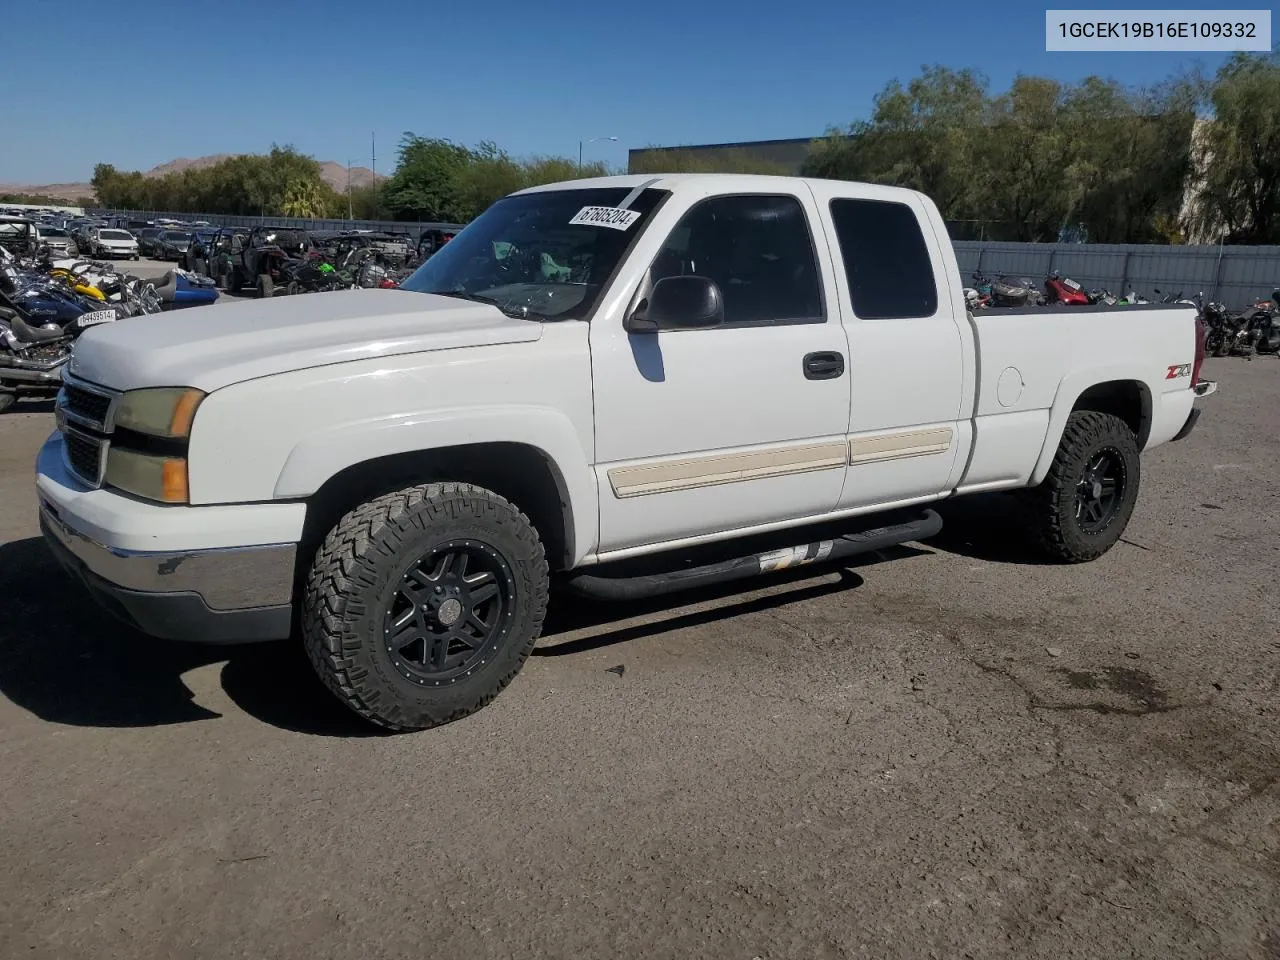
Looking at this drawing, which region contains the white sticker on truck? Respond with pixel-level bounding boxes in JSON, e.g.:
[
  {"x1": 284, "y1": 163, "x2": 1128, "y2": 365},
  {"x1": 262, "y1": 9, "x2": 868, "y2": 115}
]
[{"x1": 568, "y1": 206, "x2": 641, "y2": 231}]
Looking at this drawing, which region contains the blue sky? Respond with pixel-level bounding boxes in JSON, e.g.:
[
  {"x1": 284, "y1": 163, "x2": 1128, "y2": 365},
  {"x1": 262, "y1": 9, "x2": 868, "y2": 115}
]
[{"x1": 1, "y1": 0, "x2": 1237, "y2": 184}]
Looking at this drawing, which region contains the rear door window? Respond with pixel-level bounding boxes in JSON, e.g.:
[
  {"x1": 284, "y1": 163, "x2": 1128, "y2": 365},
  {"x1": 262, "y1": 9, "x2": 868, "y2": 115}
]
[{"x1": 828, "y1": 198, "x2": 938, "y2": 320}]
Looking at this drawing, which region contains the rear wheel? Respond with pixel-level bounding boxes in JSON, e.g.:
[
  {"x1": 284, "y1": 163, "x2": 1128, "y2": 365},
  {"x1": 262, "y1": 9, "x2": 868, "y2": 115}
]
[
  {"x1": 1022, "y1": 411, "x2": 1140, "y2": 563},
  {"x1": 302, "y1": 483, "x2": 549, "y2": 731},
  {"x1": 0, "y1": 393, "x2": 16, "y2": 415},
  {"x1": 257, "y1": 273, "x2": 274, "y2": 298}
]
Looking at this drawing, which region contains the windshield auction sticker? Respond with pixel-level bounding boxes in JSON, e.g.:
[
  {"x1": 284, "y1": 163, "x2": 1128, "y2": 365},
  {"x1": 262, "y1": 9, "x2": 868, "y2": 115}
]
[
  {"x1": 569, "y1": 206, "x2": 642, "y2": 231},
  {"x1": 1046, "y1": 9, "x2": 1270, "y2": 50}
]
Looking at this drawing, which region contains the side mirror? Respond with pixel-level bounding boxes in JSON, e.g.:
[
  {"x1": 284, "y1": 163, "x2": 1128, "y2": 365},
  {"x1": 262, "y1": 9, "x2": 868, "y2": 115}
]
[{"x1": 627, "y1": 275, "x2": 724, "y2": 333}]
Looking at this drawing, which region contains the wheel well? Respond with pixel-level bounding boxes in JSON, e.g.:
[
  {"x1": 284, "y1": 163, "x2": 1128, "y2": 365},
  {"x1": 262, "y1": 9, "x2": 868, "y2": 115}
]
[
  {"x1": 296, "y1": 443, "x2": 574, "y2": 588},
  {"x1": 1072, "y1": 380, "x2": 1152, "y2": 448}
]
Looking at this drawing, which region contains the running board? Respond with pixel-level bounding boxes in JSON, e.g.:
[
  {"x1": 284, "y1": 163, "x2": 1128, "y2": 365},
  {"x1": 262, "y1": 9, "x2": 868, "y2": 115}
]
[{"x1": 564, "y1": 509, "x2": 943, "y2": 602}]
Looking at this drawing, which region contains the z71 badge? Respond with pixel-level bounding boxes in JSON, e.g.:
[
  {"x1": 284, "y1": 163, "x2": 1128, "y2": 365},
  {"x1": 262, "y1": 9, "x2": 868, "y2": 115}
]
[{"x1": 1166, "y1": 363, "x2": 1192, "y2": 379}]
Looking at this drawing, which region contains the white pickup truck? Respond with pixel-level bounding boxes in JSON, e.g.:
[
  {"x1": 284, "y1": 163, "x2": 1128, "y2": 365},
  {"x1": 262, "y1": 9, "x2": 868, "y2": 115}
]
[{"x1": 37, "y1": 174, "x2": 1217, "y2": 730}]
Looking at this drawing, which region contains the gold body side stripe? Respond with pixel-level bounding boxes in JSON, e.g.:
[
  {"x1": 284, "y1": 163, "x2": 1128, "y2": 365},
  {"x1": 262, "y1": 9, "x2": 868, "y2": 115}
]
[
  {"x1": 607, "y1": 427, "x2": 955, "y2": 498},
  {"x1": 847, "y1": 427, "x2": 954, "y2": 464},
  {"x1": 609, "y1": 441, "x2": 847, "y2": 498}
]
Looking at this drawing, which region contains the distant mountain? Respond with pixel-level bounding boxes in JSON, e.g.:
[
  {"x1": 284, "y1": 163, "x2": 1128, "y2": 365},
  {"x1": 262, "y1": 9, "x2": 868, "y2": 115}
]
[{"x1": 0, "y1": 154, "x2": 385, "y2": 204}]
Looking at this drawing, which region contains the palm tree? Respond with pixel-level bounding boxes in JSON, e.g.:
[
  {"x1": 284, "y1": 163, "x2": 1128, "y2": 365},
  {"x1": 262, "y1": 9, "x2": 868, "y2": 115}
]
[{"x1": 279, "y1": 179, "x2": 326, "y2": 218}]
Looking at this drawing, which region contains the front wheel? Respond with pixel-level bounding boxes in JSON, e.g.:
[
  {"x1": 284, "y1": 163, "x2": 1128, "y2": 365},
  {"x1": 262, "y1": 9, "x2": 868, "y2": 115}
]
[
  {"x1": 257, "y1": 273, "x2": 274, "y2": 298},
  {"x1": 302, "y1": 482, "x2": 550, "y2": 731},
  {"x1": 0, "y1": 392, "x2": 16, "y2": 415},
  {"x1": 1021, "y1": 411, "x2": 1140, "y2": 563}
]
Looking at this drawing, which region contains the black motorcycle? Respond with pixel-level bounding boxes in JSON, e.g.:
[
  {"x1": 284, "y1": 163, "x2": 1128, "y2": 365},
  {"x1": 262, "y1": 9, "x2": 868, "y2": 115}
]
[
  {"x1": 0, "y1": 290, "x2": 76, "y2": 414},
  {"x1": 1200, "y1": 297, "x2": 1232, "y2": 357},
  {"x1": 990, "y1": 275, "x2": 1045, "y2": 308},
  {"x1": 1248, "y1": 293, "x2": 1280, "y2": 356}
]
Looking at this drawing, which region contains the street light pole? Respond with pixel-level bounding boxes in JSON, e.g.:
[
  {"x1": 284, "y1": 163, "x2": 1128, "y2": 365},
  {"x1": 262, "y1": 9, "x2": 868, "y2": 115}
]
[{"x1": 578, "y1": 136, "x2": 619, "y2": 173}]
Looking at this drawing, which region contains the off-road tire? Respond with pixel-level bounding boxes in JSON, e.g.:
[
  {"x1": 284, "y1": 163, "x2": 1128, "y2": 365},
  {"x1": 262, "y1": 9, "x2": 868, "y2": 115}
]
[
  {"x1": 257, "y1": 273, "x2": 274, "y2": 298},
  {"x1": 0, "y1": 393, "x2": 16, "y2": 415},
  {"x1": 1022, "y1": 411, "x2": 1140, "y2": 563},
  {"x1": 302, "y1": 482, "x2": 550, "y2": 731}
]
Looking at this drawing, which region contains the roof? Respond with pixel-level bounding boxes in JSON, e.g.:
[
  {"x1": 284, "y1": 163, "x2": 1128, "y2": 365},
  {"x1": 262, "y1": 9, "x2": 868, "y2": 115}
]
[{"x1": 514, "y1": 172, "x2": 920, "y2": 201}]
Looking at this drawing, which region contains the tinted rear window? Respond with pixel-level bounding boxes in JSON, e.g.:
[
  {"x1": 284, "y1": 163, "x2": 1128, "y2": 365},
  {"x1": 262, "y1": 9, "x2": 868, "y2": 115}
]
[{"x1": 828, "y1": 198, "x2": 938, "y2": 320}]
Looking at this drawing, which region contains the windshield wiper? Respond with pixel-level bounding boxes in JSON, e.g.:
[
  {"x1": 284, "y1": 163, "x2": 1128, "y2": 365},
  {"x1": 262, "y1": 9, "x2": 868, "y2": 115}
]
[{"x1": 428, "y1": 289, "x2": 547, "y2": 321}]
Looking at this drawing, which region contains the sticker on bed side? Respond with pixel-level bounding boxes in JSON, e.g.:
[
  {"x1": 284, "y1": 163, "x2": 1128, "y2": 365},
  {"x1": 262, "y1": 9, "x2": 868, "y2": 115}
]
[{"x1": 568, "y1": 206, "x2": 641, "y2": 230}]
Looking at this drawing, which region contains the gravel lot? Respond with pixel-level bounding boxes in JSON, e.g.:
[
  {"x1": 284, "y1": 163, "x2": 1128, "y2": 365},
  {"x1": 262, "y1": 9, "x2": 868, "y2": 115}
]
[{"x1": 0, "y1": 354, "x2": 1277, "y2": 959}]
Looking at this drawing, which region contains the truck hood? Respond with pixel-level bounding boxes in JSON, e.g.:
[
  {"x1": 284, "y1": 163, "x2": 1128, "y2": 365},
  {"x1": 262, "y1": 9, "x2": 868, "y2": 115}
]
[{"x1": 68, "y1": 289, "x2": 544, "y2": 392}]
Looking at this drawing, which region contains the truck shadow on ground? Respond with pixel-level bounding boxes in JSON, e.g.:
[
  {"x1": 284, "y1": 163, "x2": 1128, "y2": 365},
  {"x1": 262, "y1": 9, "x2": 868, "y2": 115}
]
[
  {"x1": 925, "y1": 492, "x2": 1055, "y2": 565},
  {"x1": 0, "y1": 536, "x2": 903, "y2": 737}
]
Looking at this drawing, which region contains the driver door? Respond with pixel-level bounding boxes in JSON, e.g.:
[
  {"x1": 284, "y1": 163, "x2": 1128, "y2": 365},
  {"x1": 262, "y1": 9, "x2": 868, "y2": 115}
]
[{"x1": 589, "y1": 189, "x2": 852, "y2": 554}]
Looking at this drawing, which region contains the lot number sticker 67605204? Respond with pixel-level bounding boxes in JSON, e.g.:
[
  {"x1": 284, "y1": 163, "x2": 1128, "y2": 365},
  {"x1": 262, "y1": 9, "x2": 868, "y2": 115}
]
[{"x1": 568, "y1": 206, "x2": 641, "y2": 231}]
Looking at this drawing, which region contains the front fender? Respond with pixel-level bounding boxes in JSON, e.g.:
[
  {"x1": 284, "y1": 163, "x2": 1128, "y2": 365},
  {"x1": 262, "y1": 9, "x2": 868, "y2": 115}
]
[
  {"x1": 1029, "y1": 365, "x2": 1156, "y2": 486},
  {"x1": 273, "y1": 404, "x2": 599, "y2": 564}
]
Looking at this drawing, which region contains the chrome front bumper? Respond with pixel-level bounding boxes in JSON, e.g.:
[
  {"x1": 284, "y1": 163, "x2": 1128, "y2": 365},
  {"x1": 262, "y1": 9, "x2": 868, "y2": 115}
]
[{"x1": 39, "y1": 500, "x2": 296, "y2": 643}]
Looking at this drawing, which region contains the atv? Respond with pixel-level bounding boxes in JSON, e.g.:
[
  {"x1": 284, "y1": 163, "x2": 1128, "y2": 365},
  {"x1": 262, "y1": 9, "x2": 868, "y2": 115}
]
[{"x1": 211, "y1": 226, "x2": 312, "y2": 298}]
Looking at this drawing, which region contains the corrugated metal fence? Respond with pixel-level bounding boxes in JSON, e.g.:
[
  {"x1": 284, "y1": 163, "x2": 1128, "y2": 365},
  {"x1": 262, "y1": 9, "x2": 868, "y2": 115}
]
[
  {"x1": 952, "y1": 241, "x2": 1279, "y2": 309},
  {"x1": 84, "y1": 209, "x2": 465, "y2": 238},
  {"x1": 85, "y1": 208, "x2": 1279, "y2": 307}
]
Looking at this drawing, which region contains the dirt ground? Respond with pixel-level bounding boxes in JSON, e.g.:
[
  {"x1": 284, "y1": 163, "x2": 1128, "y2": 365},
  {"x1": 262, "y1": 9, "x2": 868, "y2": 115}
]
[{"x1": 0, "y1": 356, "x2": 1277, "y2": 960}]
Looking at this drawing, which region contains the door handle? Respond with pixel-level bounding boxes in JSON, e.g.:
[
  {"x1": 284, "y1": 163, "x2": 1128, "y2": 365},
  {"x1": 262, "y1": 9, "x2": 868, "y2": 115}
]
[{"x1": 803, "y1": 351, "x2": 845, "y2": 380}]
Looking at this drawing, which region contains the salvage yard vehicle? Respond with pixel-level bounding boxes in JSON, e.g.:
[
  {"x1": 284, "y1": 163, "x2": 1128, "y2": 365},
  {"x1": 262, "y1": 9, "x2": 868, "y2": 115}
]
[
  {"x1": 0, "y1": 217, "x2": 41, "y2": 257},
  {"x1": 155, "y1": 230, "x2": 192, "y2": 261},
  {"x1": 89, "y1": 228, "x2": 140, "y2": 260},
  {"x1": 211, "y1": 226, "x2": 310, "y2": 297},
  {"x1": 36, "y1": 174, "x2": 1218, "y2": 731}
]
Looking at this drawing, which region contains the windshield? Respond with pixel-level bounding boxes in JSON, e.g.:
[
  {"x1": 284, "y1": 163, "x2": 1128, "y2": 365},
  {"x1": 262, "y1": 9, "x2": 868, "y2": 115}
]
[
  {"x1": 399, "y1": 187, "x2": 668, "y2": 320},
  {"x1": 162, "y1": 232, "x2": 191, "y2": 241},
  {"x1": 100, "y1": 230, "x2": 133, "y2": 241},
  {"x1": 38, "y1": 228, "x2": 68, "y2": 237}
]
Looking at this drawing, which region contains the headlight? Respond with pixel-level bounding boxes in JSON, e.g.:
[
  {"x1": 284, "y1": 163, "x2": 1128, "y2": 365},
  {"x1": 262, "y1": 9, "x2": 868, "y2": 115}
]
[
  {"x1": 104, "y1": 447, "x2": 189, "y2": 503},
  {"x1": 113, "y1": 387, "x2": 204, "y2": 438}
]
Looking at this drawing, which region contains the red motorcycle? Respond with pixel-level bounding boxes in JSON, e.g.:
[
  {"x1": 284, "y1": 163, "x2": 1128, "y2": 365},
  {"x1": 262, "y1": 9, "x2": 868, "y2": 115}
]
[{"x1": 1044, "y1": 271, "x2": 1090, "y2": 305}]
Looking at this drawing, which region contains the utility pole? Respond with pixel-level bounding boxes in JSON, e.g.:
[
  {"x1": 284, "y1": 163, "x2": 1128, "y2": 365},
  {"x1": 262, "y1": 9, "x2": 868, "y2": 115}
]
[{"x1": 346, "y1": 160, "x2": 353, "y2": 221}]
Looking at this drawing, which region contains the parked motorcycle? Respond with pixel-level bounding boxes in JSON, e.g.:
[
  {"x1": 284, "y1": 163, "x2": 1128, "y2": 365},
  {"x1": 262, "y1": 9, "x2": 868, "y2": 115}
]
[
  {"x1": 0, "y1": 270, "x2": 107, "y2": 413},
  {"x1": 1199, "y1": 296, "x2": 1232, "y2": 357},
  {"x1": 990, "y1": 275, "x2": 1044, "y2": 308},
  {"x1": 146, "y1": 269, "x2": 220, "y2": 309},
  {"x1": 1043, "y1": 271, "x2": 1090, "y2": 305},
  {"x1": 1248, "y1": 293, "x2": 1280, "y2": 356}
]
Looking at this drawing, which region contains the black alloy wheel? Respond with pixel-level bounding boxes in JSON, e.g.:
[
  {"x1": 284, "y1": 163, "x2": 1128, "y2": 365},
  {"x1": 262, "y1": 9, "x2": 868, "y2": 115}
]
[
  {"x1": 383, "y1": 540, "x2": 516, "y2": 687},
  {"x1": 1074, "y1": 449, "x2": 1126, "y2": 535}
]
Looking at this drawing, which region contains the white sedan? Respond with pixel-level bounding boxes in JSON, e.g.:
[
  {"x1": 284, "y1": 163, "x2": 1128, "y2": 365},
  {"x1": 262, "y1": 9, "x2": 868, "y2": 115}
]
[{"x1": 92, "y1": 228, "x2": 140, "y2": 259}]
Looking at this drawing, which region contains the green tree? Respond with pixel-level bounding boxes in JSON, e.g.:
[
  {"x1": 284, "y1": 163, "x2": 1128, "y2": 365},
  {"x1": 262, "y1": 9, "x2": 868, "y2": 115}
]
[
  {"x1": 382, "y1": 135, "x2": 475, "y2": 221},
  {"x1": 802, "y1": 66, "x2": 988, "y2": 223},
  {"x1": 1191, "y1": 52, "x2": 1280, "y2": 244}
]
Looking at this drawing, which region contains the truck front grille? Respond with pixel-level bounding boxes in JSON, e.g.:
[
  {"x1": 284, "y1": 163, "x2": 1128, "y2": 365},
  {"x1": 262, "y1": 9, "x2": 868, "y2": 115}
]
[
  {"x1": 64, "y1": 427, "x2": 106, "y2": 486},
  {"x1": 62, "y1": 383, "x2": 113, "y2": 427}
]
